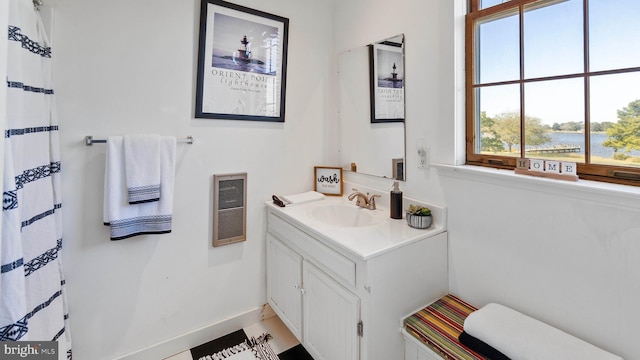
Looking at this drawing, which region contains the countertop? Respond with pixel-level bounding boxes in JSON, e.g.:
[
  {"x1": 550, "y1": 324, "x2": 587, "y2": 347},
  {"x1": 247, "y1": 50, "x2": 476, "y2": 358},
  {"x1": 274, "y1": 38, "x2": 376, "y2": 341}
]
[{"x1": 266, "y1": 196, "x2": 446, "y2": 260}]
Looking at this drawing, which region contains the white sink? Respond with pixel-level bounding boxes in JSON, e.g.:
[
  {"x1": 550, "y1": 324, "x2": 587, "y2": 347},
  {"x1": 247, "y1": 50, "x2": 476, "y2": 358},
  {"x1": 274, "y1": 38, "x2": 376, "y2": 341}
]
[{"x1": 309, "y1": 203, "x2": 387, "y2": 227}]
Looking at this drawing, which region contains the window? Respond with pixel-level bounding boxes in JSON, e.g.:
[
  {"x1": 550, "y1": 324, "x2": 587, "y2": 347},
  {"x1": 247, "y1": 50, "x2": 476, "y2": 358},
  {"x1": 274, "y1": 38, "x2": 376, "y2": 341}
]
[{"x1": 466, "y1": 0, "x2": 640, "y2": 186}]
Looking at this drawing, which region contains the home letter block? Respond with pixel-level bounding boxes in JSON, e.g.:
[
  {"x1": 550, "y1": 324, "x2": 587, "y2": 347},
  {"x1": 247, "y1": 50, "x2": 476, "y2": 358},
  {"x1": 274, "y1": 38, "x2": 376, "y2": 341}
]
[
  {"x1": 516, "y1": 158, "x2": 529, "y2": 170},
  {"x1": 530, "y1": 159, "x2": 545, "y2": 172},
  {"x1": 545, "y1": 161, "x2": 560, "y2": 174},
  {"x1": 562, "y1": 162, "x2": 577, "y2": 175},
  {"x1": 513, "y1": 158, "x2": 578, "y2": 182}
]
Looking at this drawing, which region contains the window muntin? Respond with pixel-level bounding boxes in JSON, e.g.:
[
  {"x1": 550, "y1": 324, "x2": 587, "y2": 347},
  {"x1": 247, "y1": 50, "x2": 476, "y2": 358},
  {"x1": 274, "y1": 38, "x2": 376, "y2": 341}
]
[{"x1": 467, "y1": 0, "x2": 640, "y2": 185}]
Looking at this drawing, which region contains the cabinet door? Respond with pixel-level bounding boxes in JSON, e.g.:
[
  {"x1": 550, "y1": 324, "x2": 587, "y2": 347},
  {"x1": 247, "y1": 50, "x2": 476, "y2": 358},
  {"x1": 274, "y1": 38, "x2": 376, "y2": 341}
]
[
  {"x1": 267, "y1": 234, "x2": 303, "y2": 340},
  {"x1": 303, "y1": 260, "x2": 360, "y2": 360}
]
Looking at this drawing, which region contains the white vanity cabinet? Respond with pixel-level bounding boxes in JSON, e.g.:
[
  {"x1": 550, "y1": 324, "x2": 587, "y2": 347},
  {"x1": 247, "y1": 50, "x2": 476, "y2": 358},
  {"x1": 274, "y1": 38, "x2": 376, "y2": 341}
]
[
  {"x1": 267, "y1": 234, "x2": 304, "y2": 339},
  {"x1": 304, "y1": 258, "x2": 360, "y2": 360},
  {"x1": 266, "y1": 200, "x2": 448, "y2": 360}
]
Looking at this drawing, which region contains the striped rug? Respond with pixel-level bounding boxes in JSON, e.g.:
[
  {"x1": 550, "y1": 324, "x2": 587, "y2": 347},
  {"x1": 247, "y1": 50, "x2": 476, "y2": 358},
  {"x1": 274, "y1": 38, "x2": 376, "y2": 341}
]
[
  {"x1": 404, "y1": 294, "x2": 488, "y2": 360},
  {"x1": 195, "y1": 333, "x2": 279, "y2": 360},
  {"x1": 188, "y1": 328, "x2": 313, "y2": 360}
]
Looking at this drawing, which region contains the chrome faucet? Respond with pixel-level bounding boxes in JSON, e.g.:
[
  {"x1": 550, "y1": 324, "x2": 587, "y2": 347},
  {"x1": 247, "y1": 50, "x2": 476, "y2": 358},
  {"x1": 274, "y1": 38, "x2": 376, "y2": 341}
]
[{"x1": 348, "y1": 188, "x2": 381, "y2": 210}]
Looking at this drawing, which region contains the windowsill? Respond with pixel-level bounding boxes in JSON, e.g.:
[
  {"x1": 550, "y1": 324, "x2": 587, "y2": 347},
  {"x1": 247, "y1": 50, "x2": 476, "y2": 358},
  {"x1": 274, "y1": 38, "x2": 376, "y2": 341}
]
[{"x1": 432, "y1": 163, "x2": 640, "y2": 211}]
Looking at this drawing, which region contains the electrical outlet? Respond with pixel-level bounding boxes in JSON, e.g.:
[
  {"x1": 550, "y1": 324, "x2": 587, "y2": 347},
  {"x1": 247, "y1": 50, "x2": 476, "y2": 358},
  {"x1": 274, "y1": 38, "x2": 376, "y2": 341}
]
[
  {"x1": 417, "y1": 139, "x2": 428, "y2": 169},
  {"x1": 417, "y1": 146, "x2": 430, "y2": 169},
  {"x1": 418, "y1": 149, "x2": 427, "y2": 169},
  {"x1": 418, "y1": 155, "x2": 427, "y2": 169}
]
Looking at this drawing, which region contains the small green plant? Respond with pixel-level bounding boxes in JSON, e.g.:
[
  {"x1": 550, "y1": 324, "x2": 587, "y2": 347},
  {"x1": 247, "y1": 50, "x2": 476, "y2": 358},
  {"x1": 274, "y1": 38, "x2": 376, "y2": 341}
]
[{"x1": 407, "y1": 204, "x2": 431, "y2": 216}]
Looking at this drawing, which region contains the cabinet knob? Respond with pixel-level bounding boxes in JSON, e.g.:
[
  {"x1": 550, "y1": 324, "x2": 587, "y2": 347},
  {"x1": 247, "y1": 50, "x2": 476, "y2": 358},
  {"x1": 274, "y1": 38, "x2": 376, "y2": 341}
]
[{"x1": 293, "y1": 284, "x2": 305, "y2": 294}]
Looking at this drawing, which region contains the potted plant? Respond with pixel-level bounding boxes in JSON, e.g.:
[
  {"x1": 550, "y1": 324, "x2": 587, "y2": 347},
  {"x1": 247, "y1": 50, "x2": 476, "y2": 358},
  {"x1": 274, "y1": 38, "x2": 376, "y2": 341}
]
[{"x1": 406, "y1": 204, "x2": 432, "y2": 229}]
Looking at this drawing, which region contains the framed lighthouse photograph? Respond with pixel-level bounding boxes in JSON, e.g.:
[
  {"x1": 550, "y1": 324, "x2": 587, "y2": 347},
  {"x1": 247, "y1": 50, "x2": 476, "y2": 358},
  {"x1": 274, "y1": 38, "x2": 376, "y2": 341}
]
[
  {"x1": 195, "y1": 0, "x2": 289, "y2": 122},
  {"x1": 369, "y1": 42, "x2": 405, "y2": 123}
]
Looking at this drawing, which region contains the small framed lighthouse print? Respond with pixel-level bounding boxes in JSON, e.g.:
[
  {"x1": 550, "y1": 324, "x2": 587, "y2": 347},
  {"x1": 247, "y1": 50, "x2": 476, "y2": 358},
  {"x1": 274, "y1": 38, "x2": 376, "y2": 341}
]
[
  {"x1": 369, "y1": 39, "x2": 405, "y2": 123},
  {"x1": 314, "y1": 166, "x2": 343, "y2": 196},
  {"x1": 195, "y1": 0, "x2": 289, "y2": 122}
]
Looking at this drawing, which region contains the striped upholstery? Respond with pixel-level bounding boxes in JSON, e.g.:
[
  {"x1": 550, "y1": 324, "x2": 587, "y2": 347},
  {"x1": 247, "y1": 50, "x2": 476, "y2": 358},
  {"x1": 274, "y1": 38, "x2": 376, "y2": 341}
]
[{"x1": 404, "y1": 294, "x2": 487, "y2": 360}]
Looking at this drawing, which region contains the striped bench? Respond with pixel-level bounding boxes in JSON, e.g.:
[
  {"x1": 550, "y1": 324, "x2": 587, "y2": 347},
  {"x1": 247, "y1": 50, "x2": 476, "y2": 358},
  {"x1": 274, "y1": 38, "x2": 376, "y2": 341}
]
[{"x1": 402, "y1": 294, "x2": 487, "y2": 360}]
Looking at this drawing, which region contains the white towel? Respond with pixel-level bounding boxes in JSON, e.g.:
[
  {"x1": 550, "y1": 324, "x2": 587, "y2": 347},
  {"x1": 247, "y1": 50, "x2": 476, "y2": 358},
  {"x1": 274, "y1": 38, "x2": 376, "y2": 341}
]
[
  {"x1": 124, "y1": 134, "x2": 161, "y2": 204},
  {"x1": 463, "y1": 303, "x2": 623, "y2": 360},
  {"x1": 281, "y1": 191, "x2": 325, "y2": 205},
  {"x1": 0, "y1": 144, "x2": 27, "y2": 327},
  {"x1": 104, "y1": 136, "x2": 176, "y2": 240}
]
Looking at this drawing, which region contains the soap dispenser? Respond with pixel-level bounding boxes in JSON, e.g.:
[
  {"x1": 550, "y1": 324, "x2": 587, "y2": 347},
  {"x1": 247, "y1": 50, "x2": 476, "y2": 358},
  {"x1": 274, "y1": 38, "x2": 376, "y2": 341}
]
[{"x1": 390, "y1": 181, "x2": 403, "y2": 219}]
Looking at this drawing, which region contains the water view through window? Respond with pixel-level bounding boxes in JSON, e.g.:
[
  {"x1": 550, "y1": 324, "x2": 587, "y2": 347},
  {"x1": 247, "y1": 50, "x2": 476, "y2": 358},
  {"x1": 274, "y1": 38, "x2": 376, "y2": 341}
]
[{"x1": 474, "y1": 0, "x2": 640, "y2": 170}]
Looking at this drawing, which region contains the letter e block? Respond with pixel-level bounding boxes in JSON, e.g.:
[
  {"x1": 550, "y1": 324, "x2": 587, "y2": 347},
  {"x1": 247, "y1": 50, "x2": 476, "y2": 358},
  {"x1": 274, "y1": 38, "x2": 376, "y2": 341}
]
[
  {"x1": 562, "y1": 162, "x2": 577, "y2": 175},
  {"x1": 530, "y1": 159, "x2": 545, "y2": 172}
]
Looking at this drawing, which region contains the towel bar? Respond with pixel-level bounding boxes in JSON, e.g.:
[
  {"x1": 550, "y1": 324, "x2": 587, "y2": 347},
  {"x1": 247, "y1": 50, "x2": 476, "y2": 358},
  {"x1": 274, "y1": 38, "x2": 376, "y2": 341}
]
[{"x1": 85, "y1": 135, "x2": 194, "y2": 146}]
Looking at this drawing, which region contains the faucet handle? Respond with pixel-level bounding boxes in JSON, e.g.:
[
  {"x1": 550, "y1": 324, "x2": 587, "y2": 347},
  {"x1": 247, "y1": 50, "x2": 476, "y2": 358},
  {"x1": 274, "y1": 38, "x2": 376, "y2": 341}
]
[{"x1": 368, "y1": 194, "x2": 381, "y2": 210}]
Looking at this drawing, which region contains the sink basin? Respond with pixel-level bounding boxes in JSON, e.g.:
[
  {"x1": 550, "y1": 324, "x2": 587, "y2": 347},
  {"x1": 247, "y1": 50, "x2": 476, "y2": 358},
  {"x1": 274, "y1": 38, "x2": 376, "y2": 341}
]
[{"x1": 309, "y1": 203, "x2": 387, "y2": 227}]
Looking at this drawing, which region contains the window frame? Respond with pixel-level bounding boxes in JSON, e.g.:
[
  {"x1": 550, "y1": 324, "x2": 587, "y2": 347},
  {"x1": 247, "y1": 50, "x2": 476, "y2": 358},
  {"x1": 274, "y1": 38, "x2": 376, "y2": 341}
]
[{"x1": 465, "y1": 0, "x2": 640, "y2": 186}]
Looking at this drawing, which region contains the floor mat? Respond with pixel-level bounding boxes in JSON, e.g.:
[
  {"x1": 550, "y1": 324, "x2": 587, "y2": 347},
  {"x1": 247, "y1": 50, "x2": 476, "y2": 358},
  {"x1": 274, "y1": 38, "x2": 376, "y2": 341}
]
[{"x1": 191, "y1": 332, "x2": 279, "y2": 360}]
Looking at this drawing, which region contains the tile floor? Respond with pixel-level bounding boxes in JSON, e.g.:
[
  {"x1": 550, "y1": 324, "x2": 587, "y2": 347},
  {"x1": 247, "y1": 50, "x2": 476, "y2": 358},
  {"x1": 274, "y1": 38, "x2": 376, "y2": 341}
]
[{"x1": 164, "y1": 315, "x2": 314, "y2": 360}]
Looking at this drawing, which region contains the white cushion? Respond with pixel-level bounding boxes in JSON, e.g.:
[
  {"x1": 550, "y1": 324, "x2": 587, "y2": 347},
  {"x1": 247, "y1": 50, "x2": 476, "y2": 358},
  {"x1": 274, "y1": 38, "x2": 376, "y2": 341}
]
[{"x1": 464, "y1": 303, "x2": 622, "y2": 360}]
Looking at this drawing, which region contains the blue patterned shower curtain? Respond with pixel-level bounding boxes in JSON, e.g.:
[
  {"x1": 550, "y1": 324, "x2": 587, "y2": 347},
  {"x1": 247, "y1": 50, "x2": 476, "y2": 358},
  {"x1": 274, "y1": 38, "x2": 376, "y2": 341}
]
[{"x1": 0, "y1": 0, "x2": 71, "y2": 358}]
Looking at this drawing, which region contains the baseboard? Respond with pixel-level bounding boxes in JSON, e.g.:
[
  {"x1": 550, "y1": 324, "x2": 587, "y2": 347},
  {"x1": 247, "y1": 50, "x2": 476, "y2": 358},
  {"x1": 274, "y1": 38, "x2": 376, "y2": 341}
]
[{"x1": 114, "y1": 306, "x2": 265, "y2": 360}]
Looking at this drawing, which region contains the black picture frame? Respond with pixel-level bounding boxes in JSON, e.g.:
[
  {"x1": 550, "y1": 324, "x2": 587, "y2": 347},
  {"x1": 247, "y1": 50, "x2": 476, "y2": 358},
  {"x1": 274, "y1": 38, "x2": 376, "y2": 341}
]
[
  {"x1": 195, "y1": 0, "x2": 289, "y2": 122},
  {"x1": 369, "y1": 41, "x2": 405, "y2": 123}
]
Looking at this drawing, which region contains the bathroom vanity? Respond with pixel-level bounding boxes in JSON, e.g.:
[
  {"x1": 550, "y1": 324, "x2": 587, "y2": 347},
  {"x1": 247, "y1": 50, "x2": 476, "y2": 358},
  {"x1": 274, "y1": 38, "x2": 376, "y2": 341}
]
[{"x1": 266, "y1": 195, "x2": 448, "y2": 360}]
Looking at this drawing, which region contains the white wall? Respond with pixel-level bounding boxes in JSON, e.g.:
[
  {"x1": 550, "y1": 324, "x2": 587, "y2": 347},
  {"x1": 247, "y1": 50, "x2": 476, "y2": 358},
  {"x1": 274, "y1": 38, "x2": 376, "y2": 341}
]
[
  {"x1": 334, "y1": 0, "x2": 638, "y2": 358},
  {"x1": 50, "y1": 0, "x2": 334, "y2": 358}
]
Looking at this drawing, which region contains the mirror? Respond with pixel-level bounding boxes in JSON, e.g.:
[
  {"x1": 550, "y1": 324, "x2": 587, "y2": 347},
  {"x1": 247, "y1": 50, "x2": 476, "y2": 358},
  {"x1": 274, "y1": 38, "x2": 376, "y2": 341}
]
[{"x1": 338, "y1": 34, "x2": 406, "y2": 180}]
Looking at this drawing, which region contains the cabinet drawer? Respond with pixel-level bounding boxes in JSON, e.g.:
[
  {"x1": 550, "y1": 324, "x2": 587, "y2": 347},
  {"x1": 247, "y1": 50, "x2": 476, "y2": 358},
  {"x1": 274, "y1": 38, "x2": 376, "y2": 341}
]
[{"x1": 268, "y1": 212, "x2": 356, "y2": 287}]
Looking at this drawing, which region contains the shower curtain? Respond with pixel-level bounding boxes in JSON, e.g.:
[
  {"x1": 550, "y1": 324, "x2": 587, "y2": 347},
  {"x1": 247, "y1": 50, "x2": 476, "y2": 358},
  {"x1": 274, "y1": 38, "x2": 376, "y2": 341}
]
[{"x1": 0, "y1": 0, "x2": 71, "y2": 358}]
